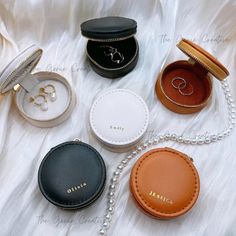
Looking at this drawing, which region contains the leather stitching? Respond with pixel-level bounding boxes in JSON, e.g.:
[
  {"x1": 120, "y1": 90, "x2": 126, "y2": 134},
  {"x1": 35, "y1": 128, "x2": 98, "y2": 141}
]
[
  {"x1": 90, "y1": 89, "x2": 149, "y2": 145},
  {"x1": 133, "y1": 149, "x2": 199, "y2": 215},
  {"x1": 39, "y1": 141, "x2": 106, "y2": 207}
]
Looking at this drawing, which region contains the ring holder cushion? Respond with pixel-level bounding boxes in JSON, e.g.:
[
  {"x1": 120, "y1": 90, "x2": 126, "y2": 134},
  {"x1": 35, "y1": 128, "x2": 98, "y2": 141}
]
[
  {"x1": 81, "y1": 16, "x2": 139, "y2": 79},
  {"x1": 130, "y1": 147, "x2": 200, "y2": 219},
  {"x1": 0, "y1": 45, "x2": 76, "y2": 127},
  {"x1": 155, "y1": 38, "x2": 229, "y2": 114},
  {"x1": 38, "y1": 141, "x2": 106, "y2": 210},
  {"x1": 89, "y1": 89, "x2": 149, "y2": 152}
]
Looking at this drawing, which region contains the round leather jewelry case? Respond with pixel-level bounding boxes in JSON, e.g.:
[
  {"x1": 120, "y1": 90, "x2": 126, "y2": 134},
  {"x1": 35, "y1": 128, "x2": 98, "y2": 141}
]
[
  {"x1": 0, "y1": 45, "x2": 76, "y2": 127},
  {"x1": 90, "y1": 89, "x2": 149, "y2": 152},
  {"x1": 81, "y1": 16, "x2": 139, "y2": 79},
  {"x1": 155, "y1": 38, "x2": 229, "y2": 114},
  {"x1": 130, "y1": 147, "x2": 200, "y2": 219},
  {"x1": 38, "y1": 140, "x2": 106, "y2": 210}
]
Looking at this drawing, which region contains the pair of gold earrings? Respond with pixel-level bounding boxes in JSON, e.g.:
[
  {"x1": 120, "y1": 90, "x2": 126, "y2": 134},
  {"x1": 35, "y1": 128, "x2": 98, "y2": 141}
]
[{"x1": 29, "y1": 84, "x2": 57, "y2": 111}]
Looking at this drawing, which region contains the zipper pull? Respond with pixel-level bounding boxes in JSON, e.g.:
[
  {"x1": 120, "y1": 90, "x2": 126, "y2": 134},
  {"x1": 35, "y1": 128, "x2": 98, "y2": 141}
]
[{"x1": 73, "y1": 138, "x2": 81, "y2": 142}]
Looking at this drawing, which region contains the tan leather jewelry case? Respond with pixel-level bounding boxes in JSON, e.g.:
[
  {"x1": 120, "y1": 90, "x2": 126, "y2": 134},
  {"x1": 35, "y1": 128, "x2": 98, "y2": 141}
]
[
  {"x1": 155, "y1": 38, "x2": 229, "y2": 114},
  {"x1": 130, "y1": 147, "x2": 200, "y2": 219}
]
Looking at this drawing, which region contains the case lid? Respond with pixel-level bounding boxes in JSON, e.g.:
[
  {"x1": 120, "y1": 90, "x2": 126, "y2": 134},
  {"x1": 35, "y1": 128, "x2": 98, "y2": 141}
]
[
  {"x1": 130, "y1": 147, "x2": 200, "y2": 219},
  {"x1": 177, "y1": 38, "x2": 229, "y2": 81},
  {"x1": 90, "y1": 89, "x2": 149, "y2": 149},
  {"x1": 81, "y1": 16, "x2": 137, "y2": 40},
  {"x1": 0, "y1": 45, "x2": 42, "y2": 93},
  {"x1": 38, "y1": 141, "x2": 106, "y2": 209}
]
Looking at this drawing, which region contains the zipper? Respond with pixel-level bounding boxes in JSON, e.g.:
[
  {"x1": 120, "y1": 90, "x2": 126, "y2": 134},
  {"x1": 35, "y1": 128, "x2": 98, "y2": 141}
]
[
  {"x1": 179, "y1": 47, "x2": 222, "y2": 79},
  {"x1": 86, "y1": 34, "x2": 135, "y2": 42}
]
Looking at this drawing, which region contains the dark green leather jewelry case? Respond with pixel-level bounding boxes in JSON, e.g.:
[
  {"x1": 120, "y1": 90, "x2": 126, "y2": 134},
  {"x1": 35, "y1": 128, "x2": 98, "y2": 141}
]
[
  {"x1": 80, "y1": 16, "x2": 139, "y2": 79},
  {"x1": 38, "y1": 141, "x2": 106, "y2": 210}
]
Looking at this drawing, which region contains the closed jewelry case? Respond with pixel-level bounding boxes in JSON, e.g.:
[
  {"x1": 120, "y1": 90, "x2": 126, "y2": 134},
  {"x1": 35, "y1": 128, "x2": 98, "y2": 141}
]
[
  {"x1": 89, "y1": 89, "x2": 149, "y2": 152},
  {"x1": 0, "y1": 45, "x2": 76, "y2": 127},
  {"x1": 130, "y1": 147, "x2": 200, "y2": 219},
  {"x1": 81, "y1": 16, "x2": 139, "y2": 79},
  {"x1": 155, "y1": 38, "x2": 229, "y2": 114},
  {"x1": 38, "y1": 140, "x2": 106, "y2": 210}
]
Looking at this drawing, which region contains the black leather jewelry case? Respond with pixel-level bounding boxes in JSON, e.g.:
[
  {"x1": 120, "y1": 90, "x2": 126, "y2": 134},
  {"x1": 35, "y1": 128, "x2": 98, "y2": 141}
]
[
  {"x1": 38, "y1": 141, "x2": 106, "y2": 210},
  {"x1": 81, "y1": 16, "x2": 139, "y2": 79}
]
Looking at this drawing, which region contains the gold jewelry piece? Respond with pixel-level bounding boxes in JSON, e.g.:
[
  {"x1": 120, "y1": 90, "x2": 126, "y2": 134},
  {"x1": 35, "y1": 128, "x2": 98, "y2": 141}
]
[
  {"x1": 100, "y1": 45, "x2": 124, "y2": 64},
  {"x1": 171, "y1": 77, "x2": 194, "y2": 96},
  {"x1": 29, "y1": 94, "x2": 48, "y2": 111},
  {"x1": 40, "y1": 84, "x2": 57, "y2": 102}
]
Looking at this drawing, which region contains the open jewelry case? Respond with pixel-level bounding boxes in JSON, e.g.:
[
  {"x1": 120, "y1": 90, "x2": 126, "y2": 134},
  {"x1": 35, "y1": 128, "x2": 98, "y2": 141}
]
[
  {"x1": 0, "y1": 45, "x2": 76, "y2": 127},
  {"x1": 81, "y1": 16, "x2": 139, "y2": 79},
  {"x1": 155, "y1": 38, "x2": 229, "y2": 114}
]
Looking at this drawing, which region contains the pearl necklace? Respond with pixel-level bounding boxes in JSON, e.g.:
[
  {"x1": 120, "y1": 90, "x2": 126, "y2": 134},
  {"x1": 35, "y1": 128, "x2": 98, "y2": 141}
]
[{"x1": 99, "y1": 79, "x2": 235, "y2": 235}]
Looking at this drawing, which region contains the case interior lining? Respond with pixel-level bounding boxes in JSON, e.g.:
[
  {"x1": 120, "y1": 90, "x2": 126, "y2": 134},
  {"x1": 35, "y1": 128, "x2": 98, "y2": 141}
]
[
  {"x1": 161, "y1": 61, "x2": 211, "y2": 106},
  {"x1": 87, "y1": 37, "x2": 137, "y2": 69}
]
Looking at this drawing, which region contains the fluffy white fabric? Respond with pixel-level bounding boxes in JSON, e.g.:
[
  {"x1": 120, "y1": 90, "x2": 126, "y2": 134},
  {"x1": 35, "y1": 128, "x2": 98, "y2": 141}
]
[{"x1": 0, "y1": 0, "x2": 236, "y2": 235}]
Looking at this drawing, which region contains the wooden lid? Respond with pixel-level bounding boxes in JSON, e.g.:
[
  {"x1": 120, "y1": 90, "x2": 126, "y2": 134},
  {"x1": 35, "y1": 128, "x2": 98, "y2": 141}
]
[
  {"x1": 177, "y1": 39, "x2": 229, "y2": 81},
  {"x1": 130, "y1": 148, "x2": 200, "y2": 219}
]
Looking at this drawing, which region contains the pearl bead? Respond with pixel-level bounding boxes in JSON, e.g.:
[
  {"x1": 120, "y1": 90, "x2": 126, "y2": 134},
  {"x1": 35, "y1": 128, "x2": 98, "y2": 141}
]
[
  {"x1": 105, "y1": 214, "x2": 111, "y2": 220},
  {"x1": 210, "y1": 135, "x2": 217, "y2": 142},
  {"x1": 132, "y1": 151, "x2": 137, "y2": 155},
  {"x1": 110, "y1": 184, "x2": 115, "y2": 190},
  {"x1": 190, "y1": 139, "x2": 197, "y2": 145},
  {"x1": 108, "y1": 191, "x2": 114, "y2": 197},
  {"x1": 114, "y1": 171, "x2": 120, "y2": 176},
  {"x1": 108, "y1": 206, "x2": 114, "y2": 213},
  {"x1": 183, "y1": 137, "x2": 190, "y2": 144},
  {"x1": 137, "y1": 146, "x2": 142, "y2": 152},
  {"x1": 122, "y1": 160, "x2": 128, "y2": 165},
  {"x1": 197, "y1": 139, "x2": 204, "y2": 145},
  {"x1": 204, "y1": 137, "x2": 211, "y2": 144},
  {"x1": 153, "y1": 138, "x2": 158, "y2": 144},
  {"x1": 127, "y1": 155, "x2": 132, "y2": 160},
  {"x1": 148, "y1": 140, "x2": 153, "y2": 145},
  {"x1": 143, "y1": 143, "x2": 147, "y2": 149},
  {"x1": 103, "y1": 222, "x2": 109, "y2": 228},
  {"x1": 177, "y1": 137, "x2": 183, "y2": 143},
  {"x1": 99, "y1": 229, "x2": 106, "y2": 235},
  {"x1": 109, "y1": 199, "x2": 114, "y2": 205},
  {"x1": 117, "y1": 165, "x2": 123, "y2": 170},
  {"x1": 111, "y1": 177, "x2": 117, "y2": 183}
]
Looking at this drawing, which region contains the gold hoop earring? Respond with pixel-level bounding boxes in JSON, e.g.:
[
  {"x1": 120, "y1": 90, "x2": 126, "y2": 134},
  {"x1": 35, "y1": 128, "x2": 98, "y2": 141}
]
[
  {"x1": 29, "y1": 94, "x2": 48, "y2": 111},
  {"x1": 40, "y1": 84, "x2": 57, "y2": 102},
  {"x1": 171, "y1": 77, "x2": 194, "y2": 96}
]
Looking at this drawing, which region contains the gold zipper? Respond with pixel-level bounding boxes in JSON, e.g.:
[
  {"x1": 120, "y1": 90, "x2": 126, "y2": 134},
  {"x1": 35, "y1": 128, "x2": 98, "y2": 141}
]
[{"x1": 86, "y1": 34, "x2": 135, "y2": 42}]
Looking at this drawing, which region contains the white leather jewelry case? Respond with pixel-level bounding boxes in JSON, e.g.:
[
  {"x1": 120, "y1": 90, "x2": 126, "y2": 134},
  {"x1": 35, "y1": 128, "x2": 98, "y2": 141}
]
[
  {"x1": 0, "y1": 45, "x2": 76, "y2": 127},
  {"x1": 90, "y1": 89, "x2": 149, "y2": 151}
]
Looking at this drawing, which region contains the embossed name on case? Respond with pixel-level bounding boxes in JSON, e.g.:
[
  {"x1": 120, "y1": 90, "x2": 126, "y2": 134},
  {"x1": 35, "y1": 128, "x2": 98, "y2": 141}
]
[
  {"x1": 109, "y1": 125, "x2": 124, "y2": 131},
  {"x1": 67, "y1": 182, "x2": 87, "y2": 194},
  {"x1": 149, "y1": 191, "x2": 173, "y2": 204}
]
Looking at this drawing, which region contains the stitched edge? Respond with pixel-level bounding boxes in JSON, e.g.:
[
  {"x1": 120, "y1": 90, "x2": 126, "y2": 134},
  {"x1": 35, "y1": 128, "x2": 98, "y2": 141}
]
[
  {"x1": 133, "y1": 149, "x2": 199, "y2": 215},
  {"x1": 90, "y1": 89, "x2": 149, "y2": 145},
  {"x1": 38, "y1": 141, "x2": 106, "y2": 208}
]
